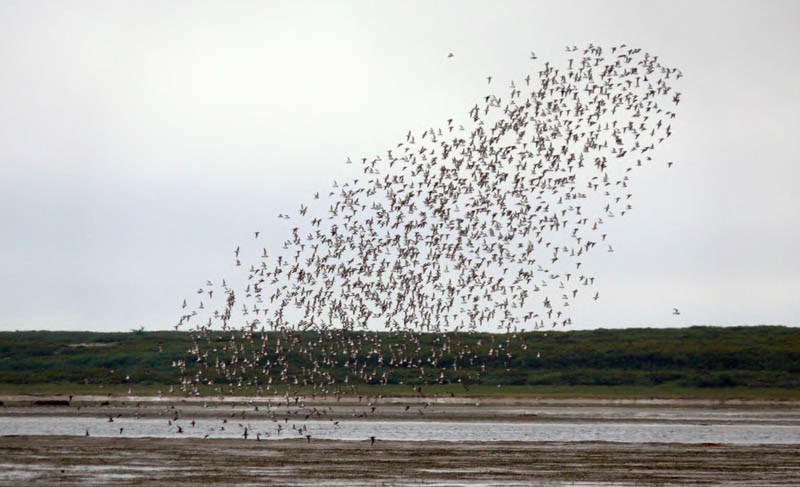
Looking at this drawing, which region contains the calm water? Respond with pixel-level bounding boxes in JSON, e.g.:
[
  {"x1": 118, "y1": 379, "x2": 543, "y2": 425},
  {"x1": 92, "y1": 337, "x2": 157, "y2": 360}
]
[{"x1": 2, "y1": 415, "x2": 799, "y2": 444}]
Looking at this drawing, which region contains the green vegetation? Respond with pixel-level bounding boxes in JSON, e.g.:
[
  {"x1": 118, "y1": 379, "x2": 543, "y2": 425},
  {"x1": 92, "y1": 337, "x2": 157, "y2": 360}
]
[{"x1": 0, "y1": 326, "x2": 798, "y2": 397}]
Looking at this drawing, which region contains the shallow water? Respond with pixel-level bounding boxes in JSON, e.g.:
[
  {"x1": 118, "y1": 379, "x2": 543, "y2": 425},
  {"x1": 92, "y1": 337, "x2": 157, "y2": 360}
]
[{"x1": 2, "y1": 415, "x2": 799, "y2": 444}]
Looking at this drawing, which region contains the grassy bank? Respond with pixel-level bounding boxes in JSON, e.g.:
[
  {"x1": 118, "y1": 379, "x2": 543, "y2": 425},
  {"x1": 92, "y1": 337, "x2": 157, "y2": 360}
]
[{"x1": 1, "y1": 326, "x2": 798, "y2": 397}]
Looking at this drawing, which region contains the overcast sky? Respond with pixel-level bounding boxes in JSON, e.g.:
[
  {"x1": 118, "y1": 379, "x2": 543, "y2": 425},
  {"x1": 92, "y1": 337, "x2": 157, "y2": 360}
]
[{"x1": 1, "y1": 0, "x2": 798, "y2": 332}]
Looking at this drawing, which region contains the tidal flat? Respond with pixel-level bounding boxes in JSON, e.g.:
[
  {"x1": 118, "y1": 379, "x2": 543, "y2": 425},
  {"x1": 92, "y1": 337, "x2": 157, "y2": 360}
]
[
  {"x1": 1, "y1": 436, "x2": 799, "y2": 486},
  {"x1": 1, "y1": 396, "x2": 799, "y2": 485}
]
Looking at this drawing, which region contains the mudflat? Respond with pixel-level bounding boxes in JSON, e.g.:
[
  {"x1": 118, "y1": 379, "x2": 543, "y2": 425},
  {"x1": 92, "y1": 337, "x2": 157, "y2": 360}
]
[
  {"x1": 1, "y1": 435, "x2": 798, "y2": 486},
  {"x1": 3, "y1": 396, "x2": 799, "y2": 485},
  {"x1": 3, "y1": 395, "x2": 800, "y2": 432}
]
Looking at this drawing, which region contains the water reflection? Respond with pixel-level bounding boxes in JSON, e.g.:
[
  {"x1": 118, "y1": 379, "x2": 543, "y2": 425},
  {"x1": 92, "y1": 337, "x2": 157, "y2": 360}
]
[{"x1": 2, "y1": 416, "x2": 799, "y2": 444}]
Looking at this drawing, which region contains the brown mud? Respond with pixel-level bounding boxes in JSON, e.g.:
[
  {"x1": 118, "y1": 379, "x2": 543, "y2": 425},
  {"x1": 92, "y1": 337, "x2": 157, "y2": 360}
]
[{"x1": 1, "y1": 436, "x2": 798, "y2": 486}]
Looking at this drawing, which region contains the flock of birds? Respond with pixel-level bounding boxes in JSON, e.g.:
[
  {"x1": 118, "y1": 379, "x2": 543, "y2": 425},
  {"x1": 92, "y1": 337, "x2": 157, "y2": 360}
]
[
  {"x1": 174, "y1": 44, "x2": 683, "y2": 396},
  {"x1": 81, "y1": 397, "x2": 419, "y2": 444}
]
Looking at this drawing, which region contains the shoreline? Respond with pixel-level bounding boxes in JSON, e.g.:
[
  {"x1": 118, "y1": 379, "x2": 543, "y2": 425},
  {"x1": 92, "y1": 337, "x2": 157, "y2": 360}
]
[
  {"x1": 2, "y1": 393, "x2": 799, "y2": 426},
  {"x1": 4, "y1": 398, "x2": 799, "y2": 484},
  {"x1": 3, "y1": 392, "x2": 800, "y2": 408}
]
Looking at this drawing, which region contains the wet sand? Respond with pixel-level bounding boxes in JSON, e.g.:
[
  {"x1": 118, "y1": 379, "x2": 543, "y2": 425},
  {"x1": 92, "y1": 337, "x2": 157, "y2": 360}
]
[
  {"x1": 3, "y1": 393, "x2": 800, "y2": 423},
  {"x1": 3, "y1": 395, "x2": 800, "y2": 485},
  {"x1": 1, "y1": 436, "x2": 798, "y2": 486}
]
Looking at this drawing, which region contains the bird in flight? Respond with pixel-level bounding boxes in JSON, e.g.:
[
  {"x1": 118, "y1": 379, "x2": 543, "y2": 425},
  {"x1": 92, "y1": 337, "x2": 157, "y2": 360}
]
[{"x1": 175, "y1": 43, "x2": 684, "y2": 404}]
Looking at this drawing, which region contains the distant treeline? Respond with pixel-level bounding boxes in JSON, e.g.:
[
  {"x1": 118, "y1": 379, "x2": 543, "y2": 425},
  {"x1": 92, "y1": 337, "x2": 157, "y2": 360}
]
[{"x1": 0, "y1": 326, "x2": 798, "y2": 389}]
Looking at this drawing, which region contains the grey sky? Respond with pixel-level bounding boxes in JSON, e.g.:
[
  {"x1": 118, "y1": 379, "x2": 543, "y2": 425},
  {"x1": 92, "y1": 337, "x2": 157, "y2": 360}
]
[{"x1": 1, "y1": 0, "x2": 798, "y2": 331}]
